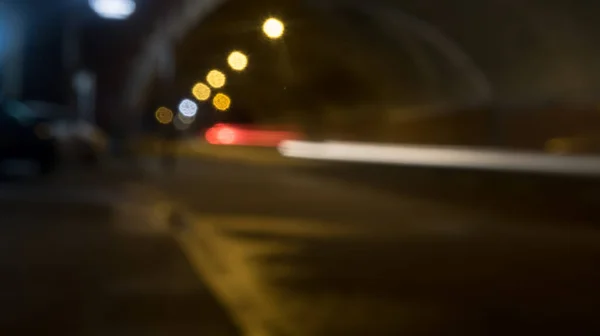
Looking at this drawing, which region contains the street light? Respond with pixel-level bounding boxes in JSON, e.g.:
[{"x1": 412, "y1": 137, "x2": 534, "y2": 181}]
[
  {"x1": 206, "y1": 69, "x2": 226, "y2": 89},
  {"x1": 89, "y1": 0, "x2": 136, "y2": 20},
  {"x1": 178, "y1": 98, "x2": 198, "y2": 117},
  {"x1": 192, "y1": 82, "x2": 211, "y2": 101},
  {"x1": 66, "y1": 0, "x2": 136, "y2": 128},
  {"x1": 155, "y1": 106, "x2": 173, "y2": 124},
  {"x1": 227, "y1": 51, "x2": 248, "y2": 71},
  {"x1": 262, "y1": 18, "x2": 285, "y2": 39},
  {"x1": 212, "y1": 93, "x2": 231, "y2": 111}
]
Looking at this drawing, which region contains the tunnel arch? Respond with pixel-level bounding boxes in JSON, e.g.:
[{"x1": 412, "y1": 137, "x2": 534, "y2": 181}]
[{"x1": 122, "y1": 0, "x2": 600, "y2": 120}]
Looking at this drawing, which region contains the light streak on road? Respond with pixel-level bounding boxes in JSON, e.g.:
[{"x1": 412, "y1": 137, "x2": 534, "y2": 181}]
[
  {"x1": 205, "y1": 124, "x2": 302, "y2": 146},
  {"x1": 278, "y1": 141, "x2": 600, "y2": 176}
]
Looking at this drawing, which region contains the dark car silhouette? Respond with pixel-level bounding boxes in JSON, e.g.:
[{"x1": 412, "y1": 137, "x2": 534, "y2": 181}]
[{"x1": 0, "y1": 98, "x2": 58, "y2": 175}]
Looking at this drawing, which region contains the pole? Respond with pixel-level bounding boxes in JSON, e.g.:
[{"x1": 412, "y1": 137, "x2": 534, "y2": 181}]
[
  {"x1": 0, "y1": 3, "x2": 25, "y2": 98},
  {"x1": 64, "y1": 9, "x2": 98, "y2": 126},
  {"x1": 63, "y1": 9, "x2": 82, "y2": 119}
]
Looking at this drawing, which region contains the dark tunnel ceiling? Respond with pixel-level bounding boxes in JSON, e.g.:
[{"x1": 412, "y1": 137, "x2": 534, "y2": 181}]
[{"x1": 140, "y1": 0, "x2": 600, "y2": 112}]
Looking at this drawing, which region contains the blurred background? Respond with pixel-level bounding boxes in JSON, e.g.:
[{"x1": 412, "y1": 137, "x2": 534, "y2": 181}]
[
  {"x1": 3, "y1": 0, "x2": 600, "y2": 152},
  {"x1": 1, "y1": 0, "x2": 600, "y2": 335}
]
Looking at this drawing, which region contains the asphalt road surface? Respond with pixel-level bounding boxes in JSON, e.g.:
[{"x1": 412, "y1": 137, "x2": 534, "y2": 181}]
[
  {"x1": 0, "y1": 169, "x2": 238, "y2": 335},
  {"x1": 2, "y1": 159, "x2": 598, "y2": 335},
  {"x1": 140, "y1": 157, "x2": 600, "y2": 336}
]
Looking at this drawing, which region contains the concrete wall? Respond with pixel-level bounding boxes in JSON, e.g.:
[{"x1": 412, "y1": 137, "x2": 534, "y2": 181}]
[{"x1": 382, "y1": 0, "x2": 600, "y2": 104}]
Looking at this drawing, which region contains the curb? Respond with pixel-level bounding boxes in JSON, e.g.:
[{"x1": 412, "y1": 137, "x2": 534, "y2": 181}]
[
  {"x1": 110, "y1": 183, "x2": 265, "y2": 335},
  {"x1": 166, "y1": 206, "x2": 294, "y2": 336}
]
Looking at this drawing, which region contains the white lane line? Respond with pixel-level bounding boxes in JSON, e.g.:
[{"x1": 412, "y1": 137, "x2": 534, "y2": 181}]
[
  {"x1": 175, "y1": 216, "x2": 278, "y2": 336},
  {"x1": 279, "y1": 140, "x2": 600, "y2": 176}
]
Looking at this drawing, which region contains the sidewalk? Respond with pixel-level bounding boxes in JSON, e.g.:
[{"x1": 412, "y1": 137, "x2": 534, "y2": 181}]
[{"x1": 0, "y1": 174, "x2": 239, "y2": 335}]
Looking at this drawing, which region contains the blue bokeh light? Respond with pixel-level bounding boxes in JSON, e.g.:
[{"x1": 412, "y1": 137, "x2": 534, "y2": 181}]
[{"x1": 178, "y1": 99, "x2": 198, "y2": 117}]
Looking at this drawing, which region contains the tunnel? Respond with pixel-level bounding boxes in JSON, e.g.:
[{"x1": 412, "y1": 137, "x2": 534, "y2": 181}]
[{"x1": 122, "y1": 0, "x2": 600, "y2": 149}]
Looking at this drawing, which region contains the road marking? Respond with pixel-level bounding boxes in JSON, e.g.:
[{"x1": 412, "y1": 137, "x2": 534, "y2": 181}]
[
  {"x1": 175, "y1": 217, "x2": 276, "y2": 336},
  {"x1": 172, "y1": 213, "x2": 365, "y2": 336}
]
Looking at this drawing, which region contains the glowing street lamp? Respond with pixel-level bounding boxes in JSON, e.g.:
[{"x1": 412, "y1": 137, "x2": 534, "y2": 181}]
[
  {"x1": 155, "y1": 106, "x2": 173, "y2": 124},
  {"x1": 67, "y1": 0, "x2": 135, "y2": 127},
  {"x1": 227, "y1": 51, "x2": 248, "y2": 71},
  {"x1": 178, "y1": 98, "x2": 198, "y2": 117},
  {"x1": 192, "y1": 82, "x2": 211, "y2": 101},
  {"x1": 262, "y1": 18, "x2": 284, "y2": 39},
  {"x1": 206, "y1": 69, "x2": 226, "y2": 89},
  {"x1": 212, "y1": 93, "x2": 231, "y2": 111},
  {"x1": 89, "y1": 0, "x2": 136, "y2": 20}
]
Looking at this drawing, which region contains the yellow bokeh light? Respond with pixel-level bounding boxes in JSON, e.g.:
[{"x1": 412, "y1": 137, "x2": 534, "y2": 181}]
[
  {"x1": 212, "y1": 93, "x2": 231, "y2": 111},
  {"x1": 155, "y1": 106, "x2": 173, "y2": 124},
  {"x1": 262, "y1": 18, "x2": 284, "y2": 39},
  {"x1": 206, "y1": 69, "x2": 226, "y2": 89},
  {"x1": 227, "y1": 51, "x2": 248, "y2": 71},
  {"x1": 192, "y1": 82, "x2": 211, "y2": 101}
]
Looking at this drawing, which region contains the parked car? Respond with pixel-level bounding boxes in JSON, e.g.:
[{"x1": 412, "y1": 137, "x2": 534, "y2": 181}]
[
  {"x1": 25, "y1": 101, "x2": 107, "y2": 166},
  {"x1": 0, "y1": 98, "x2": 58, "y2": 175}
]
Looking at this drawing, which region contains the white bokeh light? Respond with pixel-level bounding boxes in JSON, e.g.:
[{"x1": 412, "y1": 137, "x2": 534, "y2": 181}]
[
  {"x1": 178, "y1": 99, "x2": 198, "y2": 117},
  {"x1": 89, "y1": 0, "x2": 136, "y2": 20},
  {"x1": 262, "y1": 18, "x2": 285, "y2": 39}
]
